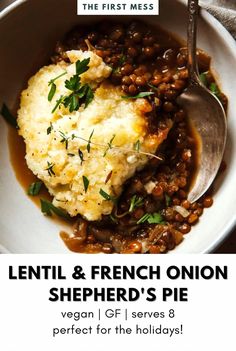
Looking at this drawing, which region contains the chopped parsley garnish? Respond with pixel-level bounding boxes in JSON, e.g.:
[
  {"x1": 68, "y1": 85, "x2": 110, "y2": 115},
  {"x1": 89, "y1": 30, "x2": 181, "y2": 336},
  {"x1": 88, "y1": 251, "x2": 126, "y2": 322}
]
[
  {"x1": 48, "y1": 83, "x2": 56, "y2": 102},
  {"x1": 113, "y1": 53, "x2": 127, "y2": 73},
  {"x1": 122, "y1": 92, "x2": 154, "y2": 99},
  {"x1": 118, "y1": 54, "x2": 127, "y2": 66},
  {"x1": 76, "y1": 57, "x2": 90, "y2": 75},
  {"x1": 83, "y1": 176, "x2": 89, "y2": 193},
  {"x1": 40, "y1": 199, "x2": 70, "y2": 220},
  {"x1": 78, "y1": 149, "x2": 84, "y2": 165},
  {"x1": 129, "y1": 195, "x2": 144, "y2": 213},
  {"x1": 199, "y1": 73, "x2": 221, "y2": 99},
  {"x1": 46, "y1": 162, "x2": 55, "y2": 177},
  {"x1": 147, "y1": 212, "x2": 165, "y2": 224},
  {"x1": 48, "y1": 71, "x2": 67, "y2": 85},
  {"x1": 113, "y1": 67, "x2": 121, "y2": 75},
  {"x1": 165, "y1": 194, "x2": 171, "y2": 207},
  {"x1": 48, "y1": 71, "x2": 67, "y2": 101},
  {"x1": 59, "y1": 131, "x2": 70, "y2": 149},
  {"x1": 199, "y1": 72, "x2": 208, "y2": 86},
  {"x1": 52, "y1": 95, "x2": 65, "y2": 113},
  {"x1": 64, "y1": 94, "x2": 79, "y2": 113},
  {"x1": 84, "y1": 85, "x2": 94, "y2": 108},
  {"x1": 210, "y1": 83, "x2": 221, "y2": 99},
  {"x1": 99, "y1": 188, "x2": 111, "y2": 201},
  {"x1": 133, "y1": 139, "x2": 141, "y2": 152},
  {"x1": 51, "y1": 58, "x2": 94, "y2": 113},
  {"x1": 27, "y1": 181, "x2": 42, "y2": 196},
  {"x1": 148, "y1": 83, "x2": 158, "y2": 91},
  {"x1": 137, "y1": 213, "x2": 150, "y2": 224},
  {"x1": 137, "y1": 212, "x2": 165, "y2": 225},
  {"x1": 47, "y1": 122, "x2": 53, "y2": 135},
  {"x1": 99, "y1": 188, "x2": 117, "y2": 203},
  {"x1": 103, "y1": 134, "x2": 116, "y2": 157},
  {"x1": 1, "y1": 103, "x2": 18, "y2": 128},
  {"x1": 65, "y1": 75, "x2": 81, "y2": 91},
  {"x1": 87, "y1": 129, "x2": 94, "y2": 153}
]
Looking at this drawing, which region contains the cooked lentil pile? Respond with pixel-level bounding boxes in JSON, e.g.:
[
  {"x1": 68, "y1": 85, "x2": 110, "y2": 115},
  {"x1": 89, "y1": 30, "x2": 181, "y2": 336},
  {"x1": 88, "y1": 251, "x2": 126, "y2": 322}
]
[{"x1": 52, "y1": 21, "x2": 227, "y2": 254}]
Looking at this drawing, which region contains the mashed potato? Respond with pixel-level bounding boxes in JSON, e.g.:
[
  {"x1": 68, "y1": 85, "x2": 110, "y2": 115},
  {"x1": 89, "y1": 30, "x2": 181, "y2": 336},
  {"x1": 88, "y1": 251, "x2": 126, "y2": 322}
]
[{"x1": 18, "y1": 50, "x2": 171, "y2": 221}]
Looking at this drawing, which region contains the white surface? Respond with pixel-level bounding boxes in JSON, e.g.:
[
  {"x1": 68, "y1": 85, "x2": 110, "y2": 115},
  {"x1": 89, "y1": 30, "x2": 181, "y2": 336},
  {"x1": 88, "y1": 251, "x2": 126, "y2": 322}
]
[
  {"x1": 0, "y1": 254, "x2": 235, "y2": 350},
  {"x1": 77, "y1": 0, "x2": 159, "y2": 15},
  {"x1": 0, "y1": 0, "x2": 236, "y2": 253}
]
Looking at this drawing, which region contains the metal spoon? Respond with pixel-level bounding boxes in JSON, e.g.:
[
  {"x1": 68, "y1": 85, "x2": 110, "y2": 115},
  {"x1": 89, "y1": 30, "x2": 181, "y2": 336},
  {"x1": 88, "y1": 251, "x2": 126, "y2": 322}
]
[{"x1": 177, "y1": 0, "x2": 227, "y2": 203}]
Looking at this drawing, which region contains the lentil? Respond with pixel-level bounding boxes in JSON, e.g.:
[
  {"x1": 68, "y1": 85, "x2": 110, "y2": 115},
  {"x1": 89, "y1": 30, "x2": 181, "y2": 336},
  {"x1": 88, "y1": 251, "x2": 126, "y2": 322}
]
[{"x1": 203, "y1": 196, "x2": 214, "y2": 208}]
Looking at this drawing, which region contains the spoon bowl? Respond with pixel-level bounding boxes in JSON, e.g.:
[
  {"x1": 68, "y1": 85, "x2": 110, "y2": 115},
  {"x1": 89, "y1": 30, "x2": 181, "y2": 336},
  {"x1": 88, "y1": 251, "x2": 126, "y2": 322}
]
[
  {"x1": 178, "y1": 84, "x2": 227, "y2": 202},
  {"x1": 179, "y1": 0, "x2": 227, "y2": 202}
]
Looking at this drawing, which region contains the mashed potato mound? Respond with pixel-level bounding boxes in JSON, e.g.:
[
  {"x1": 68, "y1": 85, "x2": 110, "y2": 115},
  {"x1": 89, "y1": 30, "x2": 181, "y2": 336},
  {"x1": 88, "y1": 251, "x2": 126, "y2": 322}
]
[{"x1": 18, "y1": 50, "x2": 171, "y2": 221}]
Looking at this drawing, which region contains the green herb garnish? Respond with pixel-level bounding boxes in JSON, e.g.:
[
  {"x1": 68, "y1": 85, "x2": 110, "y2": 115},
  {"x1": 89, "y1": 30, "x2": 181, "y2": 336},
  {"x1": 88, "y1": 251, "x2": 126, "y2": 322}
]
[
  {"x1": 137, "y1": 213, "x2": 150, "y2": 224},
  {"x1": 199, "y1": 74, "x2": 221, "y2": 99},
  {"x1": 103, "y1": 134, "x2": 116, "y2": 157},
  {"x1": 47, "y1": 122, "x2": 53, "y2": 135},
  {"x1": 137, "y1": 212, "x2": 165, "y2": 225},
  {"x1": 99, "y1": 188, "x2": 112, "y2": 201},
  {"x1": 45, "y1": 162, "x2": 55, "y2": 177},
  {"x1": 87, "y1": 129, "x2": 94, "y2": 153},
  {"x1": 48, "y1": 71, "x2": 67, "y2": 101},
  {"x1": 40, "y1": 199, "x2": 70, "y2": 220},
  {"x1": 133, "y1": 140, "x2": 141, "y2": 152},
  {"x1": 84, "y1": 85, "x2": 94, "y2": 108},
  {"x1": 76, "y1": 58, "x2": 90, "y2": 75},
  {"x1": 83, "y1": 175, "x2": 89, "y2": 193},
  {"x1": 129, "y1": 195, "x2": 144, "y2": 213},
  {"x1": 122, "y1": 92, "x2": 154, "y2": 99},
  {"x1": 112, "y1": 67, "x2": 121, "y2": 75},
  {"x1": 59, "y1": 131, "x2": 70, "y2": 149},
  {"x1": 99, "y1": 188, "x2": 117, "y2": 203},
  {"x1": 48, "y1": 83, "x2": 56, "y2": 102},
  {"x1": 210, "y1": 83, "x2": 221, "y2": 99},
  {"x1": 65, "y1": 75, "x2": 81, "y2": 91},
  {"x1": 118, "y1": 54, "x2": 127, "y2": 66},
  {"x1": 165, "y1": 194, "x2": 171, "y2": 207},
  {"x1": 1, "y1": 104, "x2": 18, "y2": 128},
  {"x1": 63, "y1": 94, "x2": 79, "y2": 113},
  {"x1": 27, "y1": 181, "x2": 42, "y2": 196},
  {"x1": 78, "y1": 149, "x2": 84, "y2": 165},
  {"x1": 49, "y1": 71, "x2": 67, "y2": 85},
  {"x1": 112, "y1": 53, "x2": 127, "y2": 74},
  {"x1": 148, "y1": 83, "x2": 158, "y2": 91},
  {"x1": 52, "y1": 95, "x2": 65, "y2": 113},
  {"x1": 147, "y1": 212, "x2": 165, "y2": 224},
  {"x1": 199, "y1": 72, "x2": 208, "y2": 86},
  {"x1": 52, "y1": 59, "x2": 93, "y2": 113}
]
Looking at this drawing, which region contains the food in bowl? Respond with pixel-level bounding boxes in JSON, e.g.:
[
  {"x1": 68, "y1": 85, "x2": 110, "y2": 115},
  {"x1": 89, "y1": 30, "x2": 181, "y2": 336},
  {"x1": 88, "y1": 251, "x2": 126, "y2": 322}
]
[{"x1": 5, "y1": 20, "x2": 227, "y2": 254}]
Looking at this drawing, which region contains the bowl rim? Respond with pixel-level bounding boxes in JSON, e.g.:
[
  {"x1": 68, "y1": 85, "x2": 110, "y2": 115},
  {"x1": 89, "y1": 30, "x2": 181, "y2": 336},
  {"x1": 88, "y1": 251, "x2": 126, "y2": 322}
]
[
  {"x1": 197, "y1": 9, "x2": 236, "y2": 253},
  {"x1": 0, "y1": 0, "x2": 27, "y2": 18},
  {"x1": 0, "y1": 0, "x2": 236, "y2": 254}
]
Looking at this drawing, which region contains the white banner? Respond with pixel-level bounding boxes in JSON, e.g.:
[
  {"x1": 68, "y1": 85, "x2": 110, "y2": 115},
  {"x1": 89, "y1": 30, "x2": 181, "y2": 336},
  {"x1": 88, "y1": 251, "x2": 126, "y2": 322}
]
[
  {"x1": 0, "y1": 254, "x2": 235, "y2": 351},
  {"x1": 77, "y1": 0, "x2": 159, "y2": 15}
]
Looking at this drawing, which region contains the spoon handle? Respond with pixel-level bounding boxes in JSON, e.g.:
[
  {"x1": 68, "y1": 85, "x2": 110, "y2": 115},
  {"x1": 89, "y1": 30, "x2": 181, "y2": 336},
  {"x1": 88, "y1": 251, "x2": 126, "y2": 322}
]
[{"x1": 187, "y1": 0, "x2": 200, "y2": 84}]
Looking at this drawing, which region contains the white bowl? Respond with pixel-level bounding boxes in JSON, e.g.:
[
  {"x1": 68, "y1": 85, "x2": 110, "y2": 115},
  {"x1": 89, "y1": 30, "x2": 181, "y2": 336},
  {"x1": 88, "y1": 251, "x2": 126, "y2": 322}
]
[{"x1": 0, "y1": 0, "x2": 236, "y2": 253}]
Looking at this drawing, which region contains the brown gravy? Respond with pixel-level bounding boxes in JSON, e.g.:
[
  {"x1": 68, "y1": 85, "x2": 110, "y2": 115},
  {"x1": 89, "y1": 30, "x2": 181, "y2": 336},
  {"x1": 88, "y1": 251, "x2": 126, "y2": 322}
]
[{"x1": 8, "y1": 127, "x2": 51, "y2": 205}]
